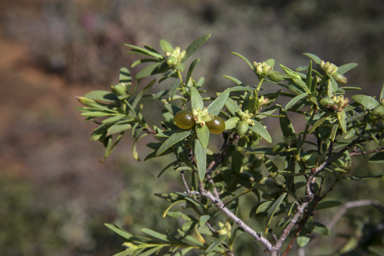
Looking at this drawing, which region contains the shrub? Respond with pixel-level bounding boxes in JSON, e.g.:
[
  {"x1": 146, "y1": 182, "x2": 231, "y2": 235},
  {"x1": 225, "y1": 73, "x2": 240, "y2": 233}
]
[{"x1": 77, "y1": 34, "x2": 384, "y2": 255}]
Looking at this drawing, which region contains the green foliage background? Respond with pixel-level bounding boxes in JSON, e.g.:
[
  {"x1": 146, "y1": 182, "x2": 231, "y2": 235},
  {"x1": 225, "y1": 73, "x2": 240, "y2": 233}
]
[{"x1": 1, "y1": 0, "x2": 384, "y2": 255}]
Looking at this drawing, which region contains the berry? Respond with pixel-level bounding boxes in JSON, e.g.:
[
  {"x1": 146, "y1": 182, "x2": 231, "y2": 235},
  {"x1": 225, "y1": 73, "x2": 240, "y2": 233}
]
[
  {"x1": 206, "y1": 116, "x2": 225, "y2": 134},
  {"x1": 174, "y1": 110, "x2": 195, "y2": 129}
]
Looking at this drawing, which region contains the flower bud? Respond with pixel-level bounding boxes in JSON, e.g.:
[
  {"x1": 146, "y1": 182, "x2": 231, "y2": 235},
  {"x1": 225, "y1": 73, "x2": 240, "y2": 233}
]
[
  {"x1": 332, "y1": 72, "x2": 347, "y2": 84},
  {"x1": 111, "y1": 84, "x2": 126, "y2": 95},
  {"x1": 268, "y1": 71, "x2": 285, "y2": 82},
  {"x1": 166, "y1": 56, "x2": 177, "y2": 67}
]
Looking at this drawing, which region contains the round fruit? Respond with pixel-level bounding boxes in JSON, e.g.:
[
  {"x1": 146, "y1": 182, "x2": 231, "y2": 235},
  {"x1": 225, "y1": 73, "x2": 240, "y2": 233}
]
[
  {"x1": 206, "y1": 116, "x2": 225, "y2": 134},
  {"x1": 166, "y1": 56, "x2": 177, "y2": 67},
  {"x1": 236, "y1": 121, "x2": 249, "y2": 136},
  {"x1": 174, "y1": 110, "x2": 195, "y2": 130},
  {"x1": 372, "y1": 105, "x2": 384, "y2": 118},
  {"x1": 320, "y1": 97, "x2": 335, "y2": 108}
]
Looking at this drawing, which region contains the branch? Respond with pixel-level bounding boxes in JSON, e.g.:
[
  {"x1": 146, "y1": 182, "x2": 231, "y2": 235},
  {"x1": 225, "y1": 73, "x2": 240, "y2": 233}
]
[
  {"x1": 327, "y1": 199, "x2": 384, "y2": 230},
  {"x1": 198, "y1": 182, "x2": 274, "y2": 254}
]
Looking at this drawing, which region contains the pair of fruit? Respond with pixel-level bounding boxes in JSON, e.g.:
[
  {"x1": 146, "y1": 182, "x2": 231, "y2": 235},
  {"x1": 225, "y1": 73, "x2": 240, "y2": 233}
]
[{"x1": 174, "y1": 110, "x2": 225, "y2": 134}]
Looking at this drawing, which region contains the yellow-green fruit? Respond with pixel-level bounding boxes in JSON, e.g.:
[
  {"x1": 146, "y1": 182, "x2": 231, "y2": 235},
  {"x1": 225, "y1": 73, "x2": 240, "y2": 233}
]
[
  {"x1": 112, "y1": 84, "x2": 126, "y2": 95},
  {"x1": 206, "y1": 116, "x2": 225, "y2": 134},
  {"x1": 332, "y1": 72, "x2": 347, "y2": 84},
  {"x1": 320, "y1": 97, "x2": 335, "y2": 108},
  {"x1": 372, "y1": 105, "x2": 384, "y2": 118},
  {"x1": 174, "y1": 110, "x2": 195, "y2": 130},
  {"x1": 237, "y1": 121, "x2": 249, "y2": 136},
  {"x1": 166, "y1": 56, "x2": 177, "y2": 67}
]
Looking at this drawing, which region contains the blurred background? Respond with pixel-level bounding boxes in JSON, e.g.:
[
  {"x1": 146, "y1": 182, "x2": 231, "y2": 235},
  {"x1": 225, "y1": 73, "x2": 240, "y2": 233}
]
[{"x1": 0, "y1": 0, "x2": 384, "y2": 255}]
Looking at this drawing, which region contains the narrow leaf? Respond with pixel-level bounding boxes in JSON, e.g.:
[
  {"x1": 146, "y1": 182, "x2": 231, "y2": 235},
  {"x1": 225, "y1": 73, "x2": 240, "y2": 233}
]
[
  {"x1": 156, "y1": 130, "x2": 191, "y2": 156},
  {"x1": 266, "y1": 193, "x2": 287, "y2": 228},
  {"x1": 306, "y1": 222, "x2": 329, "y2": 235},
  {"x1": 186, "y1": 59, "x2": 200, "y2": 85},
  {"x1": 208, "y1": 88, "x2": 231, "y2": 115},
  {"x1": 352, "y1": 94, "x2": 380, "y2": 110},
  {"x1": 337, "y1": 63, "x2": 358, "y2": 74},
  {"x1": 195, "y1": 124, "x2": 210, "y2": 149},
  {"x1": 181, "y1": 34, "x2": 211, "y2": 62},
  {"x1": 369, "y1": 152, "x2": 384, "y2": 163},
  {"x1": 315, "y1": 200, "x2": 342, "y2": 210},
  {"x1": 284, "y1": 92, "x2": 309, "y2": 111},
  {"x1": 85, "y1": 90, "x2": 118, "y2": 102},
  {"x1": 194, "y1": 139, "x2": 207, "y2": 181},
  {"x1": 249, "y1": 120, "x2": 272, "y2": 143},
  {"x1": 205, "y1": 235, "x2": 227, "y2": 254},
  {"x1": 159, "y1": 39, "x2": 173, "y2": 54},
  {"x1": 119, "y1": 67, "x2": 132, "y2": 84},
  {"x1": 136, "y1": 62, "x2": 160, "y2": 79},
  {"x1": 337, "y1": 110, "x2": 347, "y2": 134},
  {"x1": 125, "y1": 43, "x2": 163, "y2": 59},
  {"x1": 231, "y1": 52, "x2": 254, "y2": 70},
  {"x1": 141, "y1": 228, "x2": 170, "y2": 242},
  {"x1": 108, "y1": 124, "x2": 132, "y2": 135},
  {"x1": 303, "y1": 53, "x2": 321, "y2": 65},
  {"x1": 225, "y1": 98, "x2": 241, "y2": 116},
  {"x1": 190, "y1": 86, "x2": 204, "y2": 110},
  {"x1": 105, "y1": 223, "x2": 133, "y2": 240}
]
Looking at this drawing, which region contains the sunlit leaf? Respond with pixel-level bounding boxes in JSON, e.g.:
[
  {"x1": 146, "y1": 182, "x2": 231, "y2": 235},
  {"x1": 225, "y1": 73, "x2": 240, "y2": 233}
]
[
  {"x1": 249, "y1": 120, "x2": 272, "y2": 143},
  {"x1": 284, "y1": 92, "x2": 309, "y2": 111},
  {"x1": 266, "y1": 193, "x2": 287, "y2": 228},
  {"x1": 303, "y1": 53, "x2": 321, "y2": 65},
  {"x1": 337, "y1": 63, "x2": 358, "y2": 74},
  {"x1": 337, "y1": 110, "x2": 347, "y2": 134},
  {"x1": 352, "y1": 94, "x2": 380, "y2": 110},
  {"x1": 194, "y1": 139, "x2": 207, "y2": 181},
  {"x1": 208, "y1": 88, "x2": 231, "y2": 115},
  {"x1": 159, "y1": 39, "x2": 173, "y2": 54},
  {"x1": 136, "y1": 62, "x2": 161, "y2": 79},
  {"x1": 225, "y1": 117, "x2": 240, "y2": 130},
  {"x1": 195, "y1": 124, "x2": 210, "y2": 149},
  {"x1": 156, "y1": 130, "x2": 191, "y2": 156},
  {"x1": 190, "y1": 86, "x2": 204, "y2": 110},
  {"x1": 181, "y1": 34, "x2": 211, "y2": 62},
  {"x1": 84, "y1": 90, "x2": 118, "y2": 102},
  {"x1": 231, "y1": 52, "x2": 254, "y2": 70},
  {"x1": 205, "y1": 235, "x2": 227, "y2": 254},
  {"x1": 225, "y1": 98, "x2": 241, "y2": 116}
]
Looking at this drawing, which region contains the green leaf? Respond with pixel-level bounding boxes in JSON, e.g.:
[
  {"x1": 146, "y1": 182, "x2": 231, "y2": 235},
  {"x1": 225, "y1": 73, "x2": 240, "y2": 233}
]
[
  {"x1": 131, "y1": 58, "x2": 160, "y2": 68},
  {"x1": 369, "y1": 152, "x2": 384, "y2": 163},
  {"x1": 225, "y1": 98, "x2": 241, "y2": 116},
  {"x1": 337, "y1": 110, "x2": 347, "y2": 134},
  {"x1": 225, "y1": 117, "x2": 240, "y2": 130},
  {"x1": 315, "y1": 200, "x2": 342, "y2": 210},
  {"x1": 190, "y1": 86, "x2": 204, "y2": 110},
  {"x1": 81, "y1": 111, "x2": 113, "y2": 118},
  {"x1": 140, "y1": 246, "x2": 162, "y2": 256},
  {"x1": 329, "y1": 75, "x2": 338, "y2": 93},
  {"x1": 266, "y1": 193, "x2": 287, "y2": 228},
  {"x1": 284, "y1": 92, "x2": 309, "y2": 111},
  {"x1": 381, "y1": 83, "x2": 384, "y2": 102},
  {"x1": 337, "y1": 63, "x2": 358, "y2": 74},
  {"x1": 130, "y1": 79, "x2": 156, "y2": 111},
  {"x1": 279, "y1": 109, "x2": 295, "y2": 137},
  {"x1": 156, "y1": 130, "x2": 191, "y2": 156},
  {"x1": 265, "y1": 58, "x2": 275, "y2": 68},
  {"x1": 119, "y1": 67, "x2": 132, "y2": 84},
  {"x1": 164, "y1": 104, "x2": 182, "y2": 116},
  {"x1": 256, "y1": 201, "x2": 274, "y2": 214},
  {"x1": 136, "y1": 62, "x2": 161, "y2": 79},
  {"x1": 232, "y1": 151, "x2": 244, "y2": 175},
  {"x1": 199, "y1": 215, "x2": 210, "y2": 226},
  {"x1": 263, "y1": 156, "x2": 278, "y2": 173},
  {"x1": 297, "y1": 235, "x2": 310, "y2": 247},
  {"x1": 194, "y1": 139, "x2": 207, "y2": 181},
  {"x1": 159, "y1": 39, "x2": 173, "y2": 54},
  {"x1": 306, "y1": 60, "x2": 313, "y2": 90},
  {"x1": 231, "y1": 52, "x2": 254, "y2": 70},
  {"x1": 108, "y1": 124, "x2": 132, "y2": 135},
  {"x1": 125, "y1": 43, "x2": 164, "y2": 59},
  {"x1": 181, "y1": 34, "x2": 211, "y2": 62},
  {"x1": 368, "y1": 245, "x2": 384, "y2": 256},
  {"x1": 195, "y1": 124, "x2": 210, "y2": 149},
  {"x1": 303, "y1": 53, "x2": 321, "y2": 65},
  {"x1": 102, "y1": 114, "x2": 127, "y2": 124},
  {"x1": 306, "y1": 222, "x2": 329, "y2": 235},
  {"x1": 141, "y1": 228, "x2": 170, "y2": 242},
  {"x1": 105, "y1": 223, "x2": 133, "y2": 240},
  {"x1": 84, "y1": 90, "x2": 118, "y2": 102},
  {"x1": 249, "y1": 120, "x2": 272, "y2": 143},
  {"x1": 168, "y1": 78, "x2": 181, "y2": 100},
  {"x1": 186, "y1": 59, "x2": 200, "y2": 85},
  {"x1": 352, "y1": 94, "x2": 380, "y2": 110},
  {"x1": 132, "y1": 133, "x2": 147, "y2": 161},
  {"x1": 205, "y1": 235, "x2": 227, "y2": 254},
  {"x1": 223, "y1": 75, "x2": 245, "y2": 86},
  {"x1": 208, "y1": 88, "x2": 231, "y2": 115},
  {"x1": 309, "y1": 115, "x2": 329, "y2": 133}
]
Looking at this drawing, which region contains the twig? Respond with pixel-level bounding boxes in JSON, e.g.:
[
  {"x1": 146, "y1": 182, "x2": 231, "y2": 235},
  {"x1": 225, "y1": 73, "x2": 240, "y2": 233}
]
[
  {"x1": 180, "y1": 170, "x2": 191, "y2": 194},
  {"x1": 349, "y1": 146, "x2": 384, "y2": 157}
]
